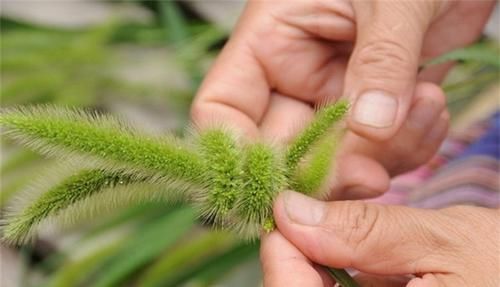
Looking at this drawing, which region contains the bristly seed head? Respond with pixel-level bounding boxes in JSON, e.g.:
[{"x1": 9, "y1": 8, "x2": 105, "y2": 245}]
[{"x1": 1, "y1": 101, "x2": 348, "y2": 243}]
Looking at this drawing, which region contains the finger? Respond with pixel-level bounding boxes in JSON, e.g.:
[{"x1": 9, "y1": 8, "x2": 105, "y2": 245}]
[
  {"x1": 329, "y1": 154, "x2": 390, "y2": 200},
  {"x1": 191, "y1": 7, "x2": 271, "y2": 138},
  {"x1": 259, "y1": 93, "x2": 315, "y2": 144},
  {"x1": 415, "y1": 110, "x2": 449, "y2": 164},
  {"x1": 345, "y1": 1, "x2": 439, "y2": 141},
  {"x1": 418, "y1": 0, "x2": 496, "y2": 83},
  {"x1": 379, "y1": 82, "x2": 447, "y2": 174},
  {"x1": 330, "y1": 82, "x2": 447, "y2": 199},
  {"x1": 399, "y1": 82, "x2": 447, "y2": 143},
  {"x1": 273, "y1": 191, "x2": 458, "y2": 275},
  {"x1": 260, "y1": 231, "x2": 334, "y2": 287}
]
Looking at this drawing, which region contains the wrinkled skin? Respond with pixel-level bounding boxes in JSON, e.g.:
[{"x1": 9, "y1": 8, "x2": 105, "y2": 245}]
[{"x1": 190, "y1": 0, "x2": 496, "y2": 286}]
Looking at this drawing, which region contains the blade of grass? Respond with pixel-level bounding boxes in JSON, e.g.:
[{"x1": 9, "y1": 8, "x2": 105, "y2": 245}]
[
  {"x1": 91, "y1": 206, "x2": 197, "y2": 287},
  {"x1": 186, "y1": 242, "x2": 259, "y2": 286},
  {"x1": 137, "y1": 231, "x2": 235, "y2": 287},
  {"x1": 423, "y1": 43, "x2": 500, "y2": 68},
  {"x1": 326, "y1": 267, "x2": 360, "y2": 287}
]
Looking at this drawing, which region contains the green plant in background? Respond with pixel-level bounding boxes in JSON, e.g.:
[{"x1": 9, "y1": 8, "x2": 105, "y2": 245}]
[
  {"x1": 0, "y1": 101, "x2": 358, "y2": 286},
  {"x1": 0, "y1": 5, "x2": 233, "y2": 287},
  {"x1": 0, "y1": 14, "x2": 225, "y2": 210},
  {"x1": 423, "y1": 40, "x2": 500, "y2": 117}
]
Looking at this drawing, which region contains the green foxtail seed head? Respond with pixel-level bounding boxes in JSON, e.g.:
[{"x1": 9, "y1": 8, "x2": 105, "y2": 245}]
[
  {"x1": 290, "y1": 129, "x2": 343, "y2": 197},
  {"x1": 286, "y1": 101, "x2": 348, "y2": 172},
  {"x1": 197, "y1": 129, "x2": 243, "y2": 223},
  {"x1": 1, "y1": 100, "x2": 349, "y2": 242},
  {"x1": 2, "y1": 169, "x2": 136, "y2": 244}
]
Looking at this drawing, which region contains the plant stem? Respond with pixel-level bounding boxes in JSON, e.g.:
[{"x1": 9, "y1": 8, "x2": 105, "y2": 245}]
[{"x1": 326, "y1": 267, "x2": 360, "y2": 287}]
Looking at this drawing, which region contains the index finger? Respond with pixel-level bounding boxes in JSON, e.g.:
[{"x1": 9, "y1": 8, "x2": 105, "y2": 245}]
[{"x1": 191, "y1": 9, "x2": 271, "y2": 138}]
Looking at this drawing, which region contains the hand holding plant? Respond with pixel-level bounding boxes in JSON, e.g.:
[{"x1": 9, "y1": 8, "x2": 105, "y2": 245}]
[
  {"x1": 262, "y1": 192, "x2": 500, "y2": 287},
  {"x1": 190, "y1": 0, "x2": 496, "y2": 286},
  {"x1": 0, "y1": 102, "x2": 347, "y2": 241}
]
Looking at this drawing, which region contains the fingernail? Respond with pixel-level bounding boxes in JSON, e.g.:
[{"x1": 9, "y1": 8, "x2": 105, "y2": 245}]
[
  {"x1": 352, "y1": 91, "x2": 397, "y2": 128},
  {"x1": 283, "y1": 191, "x2": 325, "y2": 226}
]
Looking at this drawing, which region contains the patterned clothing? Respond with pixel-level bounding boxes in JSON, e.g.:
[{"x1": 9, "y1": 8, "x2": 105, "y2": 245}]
[{"x1": 372, "y1": 112, "x2": 500, "y2": 209}]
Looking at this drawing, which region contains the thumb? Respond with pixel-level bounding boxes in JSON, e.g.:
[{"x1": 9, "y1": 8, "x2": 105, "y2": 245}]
[
  {"x1": 345, "y1": 2, "x2": 440, "y2": 140},
  {"x1": 273, "y1": 191, "x2": 455, "y2": 275}
]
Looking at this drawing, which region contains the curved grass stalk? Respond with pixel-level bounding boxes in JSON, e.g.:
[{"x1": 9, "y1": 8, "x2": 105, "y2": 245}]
[
  {"x1": 0, "y1": 106, "x2": 205, "y2": 183},
  {"x1": 2, "y1": 169, "x2": 146, "y2": 244}
]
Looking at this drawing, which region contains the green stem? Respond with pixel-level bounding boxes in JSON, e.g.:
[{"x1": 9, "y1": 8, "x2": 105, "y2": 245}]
[{"x1": 326, "y1": 267, "x2": 360, "y2": 287}]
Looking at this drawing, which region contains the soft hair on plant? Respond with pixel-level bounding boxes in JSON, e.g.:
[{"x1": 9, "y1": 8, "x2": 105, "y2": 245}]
[{"x1": 0, "y1": 101, "x2": 348, "y2": 243}]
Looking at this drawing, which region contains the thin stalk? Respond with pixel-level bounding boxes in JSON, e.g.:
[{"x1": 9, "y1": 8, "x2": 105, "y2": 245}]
[{"x1": 326, "y1": 267, "x2": 360, "y2": 287}]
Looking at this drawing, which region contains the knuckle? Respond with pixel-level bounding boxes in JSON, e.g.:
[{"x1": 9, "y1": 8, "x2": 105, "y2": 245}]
[
  {"x1": 353, "y1": 39, "x2": 415, "y2": 80},
  {"x1": 328, "y1": 201, "x2": 381, "y2": 251}
]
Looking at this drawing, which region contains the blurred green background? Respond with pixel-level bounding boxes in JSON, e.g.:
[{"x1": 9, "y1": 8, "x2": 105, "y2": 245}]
[{"x1": 0, "y1": 1, "x2": 498, "y2": 287}]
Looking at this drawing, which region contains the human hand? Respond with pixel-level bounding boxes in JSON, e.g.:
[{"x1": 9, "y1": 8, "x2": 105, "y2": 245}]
[
  {"x1": 261, "y1": 191, "x2": 500, "y2": 287},
  {"x1": 192, "y1": 0, "x2": 494, "y2": 198}
]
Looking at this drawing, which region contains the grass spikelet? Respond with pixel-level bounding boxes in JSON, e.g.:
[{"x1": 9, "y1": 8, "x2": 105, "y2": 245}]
[
  {"x1": 233, "y1": 143, "x2": 286, "y2": 238},
  {"x1": 40, "y1": 182, "x2": 187, "y2": 233},
  {"x1": 0, "y1": 106, "x2": 205, "y2": 183},
  {"x1": 290, "y1": 130, "x2": 341, "y2": 196},
  {"x1": 196, "y1": 129, "x2": 243, "y2": 223},
  {"x1": 2, "y1": 169, "x2": 137, "y2": 244},
  {"x1": 286, "y1": 100, "x2": 348, "y2": 172}
]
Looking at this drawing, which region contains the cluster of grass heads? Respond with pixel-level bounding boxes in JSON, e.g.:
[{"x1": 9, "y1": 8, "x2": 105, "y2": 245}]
[
  {"x1": 0, "y1": 101, "x2": 348, "y2": 244},
  {"x1": 0, "y1": 100, "x2": 358, "y2": 286}
]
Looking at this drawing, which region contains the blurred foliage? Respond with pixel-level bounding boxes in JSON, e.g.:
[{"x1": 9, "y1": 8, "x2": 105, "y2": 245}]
[
  {"x1": 437, "y1": 40, "x2": 500, "y2": 117},
  {"x1": 0, "y1": 1, "x2": 498, "y2": 287},
  {"x1": 0, "y1": 3, "x2": 259, "y2": 287}
]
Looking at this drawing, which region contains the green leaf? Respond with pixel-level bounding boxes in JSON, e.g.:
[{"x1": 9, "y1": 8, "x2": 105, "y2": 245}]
[
  {"x1": 91, "y1": 206, "x2": 197, "y2": 287},
  {"x1": 48, "y1": 240, "x2": 124, "y2": 287},
  {"x1": 159, "y1": 1, "x2": 189, "y2": 45},
  {"x1": 186, "y1": 242, "x2": 259, "y2": 286},
  {"x1": 137, "y1": 231, "x2": 235, "y2": 287},
  {"x1": 424, "y1": 43, "x2": 500, "y2": 68}
]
